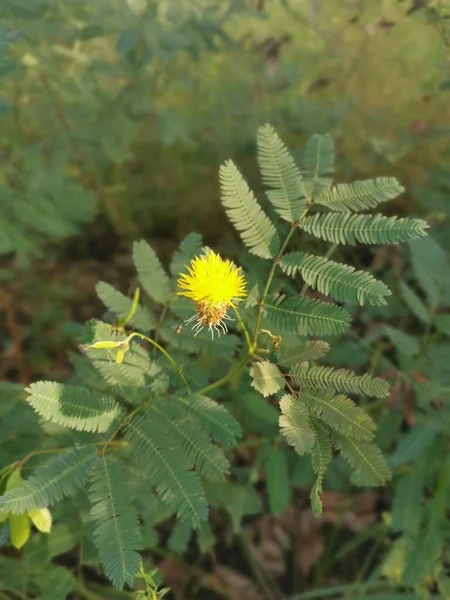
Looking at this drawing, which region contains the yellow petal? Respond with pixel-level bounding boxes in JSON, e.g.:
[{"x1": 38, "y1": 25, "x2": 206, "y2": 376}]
[
  {"x1": 10, "y1": 513, "x2": 31, "y2": 549},
  {"x1": 28, "y1": 508, "x2": 52, "y2": 533}
]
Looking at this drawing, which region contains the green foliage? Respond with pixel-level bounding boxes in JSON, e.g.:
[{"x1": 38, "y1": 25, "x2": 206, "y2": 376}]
[
  {"x1": 276, "y1": 339, "x2": 330, "y2": 367},
  {"x1": 280, "y1": 251, "x2": 391, "y2": 306},
  {"x1": 26, "y1": 381, "x2": 122, "y2": 433},
  {"x1": 0, "y1": 447, "x2": 98, "y2": 514},
  {"x1": 132, "y1": 240, "x2": 172, "y2": 304},
  {"x1": 264, "y1": 295, "x2": 351, "y2": 336},
  {"x1": 300, "y1": 387, "x2": 376, "y2": 441},
  {"x1": 309, "y1": 419, "x2": 333, "y2": 515},
  {"x1": 0, "y1": 122, "x2": 430, "y2": 596},
  {"x1": 291, "y1": 363, "x2": 390, "y2": 398},
  {"x1": 257, "y1": 124, "x2": 306, "y2": 223},
  {"x1": 89, "y1": 455, "x2": 142, "y2": 590},
  {"x1": 334, "y1": 435, "x2": 392, "y2": 486},
  {"x1": 145, "y1": 398, "x2": 229, "y2": 480},
  {"x1": 301, "y1": 133, "x2": 335, "y2": 199},
  {"x1": 279, "y1": 393, "x2": 315, "y2": 455},
  {"x1": 96, "y1": 282, "x2": 156, "y2": 331},
  {"x1": 265, "y1": 446, "x2": 292, "y2": 515},
  {"x1": 125, "y1": 414, "x2": 208, "y2": 528},
  {"x1": 302, "y1": 213, "x2": 428, "y2": 245},
  {"x1": 186, "y1": 395, "x2": 241, "y2": 447},
  {"x1": 220, "y1": 160, "x2": 280, "y2": 259},
  {"x1": 249, "y1": 361, "x2": 285, "y2": 397},
  {"x1": 315, "y1": 178, "x2": 404, "y2": 212}
]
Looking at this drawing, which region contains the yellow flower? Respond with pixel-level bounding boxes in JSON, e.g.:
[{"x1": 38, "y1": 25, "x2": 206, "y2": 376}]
[{"x1": 177, "y1": 250, "x2": 247, "y2": 337}]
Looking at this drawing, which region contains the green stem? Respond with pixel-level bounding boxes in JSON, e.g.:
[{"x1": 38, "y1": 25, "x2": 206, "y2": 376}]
[
  {"x1": 232, "y1": 306, "x2": 254, "y2": 354},
  {"x1": 301, "y1": 242, "x2": 338, "y2": 295},
  {"x1": 252, "y1": 225, "x2": 297, "y2": 346},
  {"x1": 197, "y1": 353, "x2": 250, "y2": 396},
  {"x1": 128, "y1": 332, "x2": 191, "y2": 393}
]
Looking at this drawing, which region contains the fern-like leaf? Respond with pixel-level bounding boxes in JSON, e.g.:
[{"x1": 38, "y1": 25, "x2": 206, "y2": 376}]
[
  {"x1": 309, "y1": 418, "x2": 332, "y2": 516},
  {"x1": 301, "y1": 133, "x2": 334, "y2": 199},
  {"x1": 89, "y1": 456, "x2": 142, "y2": 590},
  {"x1": 145, "y1": 399, "x2": 229, "y2": 480},
  {"x1": 300, "y1": 387, "x2": 376, "y2": 441},
  {"x1": 125, "y1": 415, "x2": 208, "y2": 527},
  {"x1": 315, "y1": 178, "x2": 404, "y2": 212},
  {"x1": 334, "y1": 434, "x2": 392, "y2": 486},
  {"x1": 26, "y1": 381, "x2": 122, "y2": 433},
  {"x1": 185, "y1": 395, "x2": 241, "y2": 447},
  {"x1": 277, "y1": 340, "x2": 330, "y2": 367},
  {"x1": 257, "y1": 124, "x2": 306, "y2": 222},
  {"x1": 0, "y1": 446, "x2": 98, "y2": 514},
  {"x1": 280, "y1": 251, "x2": 391, "y2": 306},
  {"x1": 291, "y1": 363, "x2": 390, "y2": 399},
  {"x1": 279, "y1": 394, "x2": 315, "y2": 455},
  {"x1": 301, "y1": 212, "x2": 429, "y2": 245},
  {"x1": 170, "y1": 233, "x2": 203, "y2": 277},
  {"x1": 220, "y1": 160, "x2": 280, "y2": 259},
  {"x1": 96, "y1": 281, "x2": 155, "y2": 331},
  {"x1": 250, "y1": 361, "x2": 285, "y2": 397},
  {"x1": 132, "y1": 240, "x2": 172, "y2": 303},
  {"x1": 264, "y1": 295, "x2": 351, "y2": 336}
]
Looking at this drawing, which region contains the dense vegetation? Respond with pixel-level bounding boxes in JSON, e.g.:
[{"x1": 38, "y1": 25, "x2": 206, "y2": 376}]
[{"x1": 1, "y1": 1, "x2": 450, "y2": 599}]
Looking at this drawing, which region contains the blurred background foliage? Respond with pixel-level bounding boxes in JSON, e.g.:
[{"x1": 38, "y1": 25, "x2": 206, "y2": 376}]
[{"x1": 2, "y1": 0, "x2": 450, "y2": 598}]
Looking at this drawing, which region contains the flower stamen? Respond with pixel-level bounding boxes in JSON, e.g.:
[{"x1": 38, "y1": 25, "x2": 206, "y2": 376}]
[{"x1": 176, "y1": 250, "x2": 247, "y2": 338}]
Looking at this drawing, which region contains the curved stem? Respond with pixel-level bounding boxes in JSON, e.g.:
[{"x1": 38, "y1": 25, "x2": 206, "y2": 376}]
[
  {"x1": 252, "y1": 225, "x2": 297, "y2": 346},
  {"x1": 232, "y1": 306, "x2": 254, "y2": 354},
  {"x1": 197, "y1": 353, "x2": 251, "y2": 396},
  {"x1": 128, "y1": 332, "x2": 191, "y2": 393}
]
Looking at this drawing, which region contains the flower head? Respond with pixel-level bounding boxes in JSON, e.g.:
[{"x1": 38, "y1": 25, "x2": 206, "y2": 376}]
[{"x1": 177, "y1": 250, "x2": 247, "y2": 337}]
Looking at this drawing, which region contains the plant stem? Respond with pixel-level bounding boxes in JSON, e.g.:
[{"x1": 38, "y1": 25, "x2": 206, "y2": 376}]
[
  {"x1": 232, "y1": 306, "x2": 254, "y2": 354},
  {"x1": 252, "y1": 225, "x2": 297, "y2": 346},
  {"x1": 301, "y1": 242, "x2": 338, "y2": 295},
  {"x1": 197, "y1": 353, "x2": 251, "y2": 396},
  {"x1": 128, "y1": 332, "x2": 191, "y2": 393}
]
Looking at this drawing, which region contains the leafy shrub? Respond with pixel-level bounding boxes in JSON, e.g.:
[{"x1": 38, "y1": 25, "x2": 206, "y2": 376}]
[{"x1": 0, "y1": 125, "x2": 429, "y2": 597}]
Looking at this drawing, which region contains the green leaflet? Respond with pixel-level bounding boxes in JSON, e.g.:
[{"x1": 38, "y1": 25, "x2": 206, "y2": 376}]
[
  {"x1": 276, "y1": 340, "x2": 330, "y2": 367},
  {"x1": 96, "y1": 281, "x2": 156, "y2": 331},
  {"x1": 89, "y1": 456, "x2": 142, "y2": 590},
  {"x1": 309, "y1": 418, "x2": 332, "y2": 516},
  {"x1": 170, "y1": 232, "x2": 203, "y2": 277},
  {"x1": 26, "y1": 381, "x2": 122, "y2": 433},
  {"x1": 301, "y1": 212, "x2": 429, "y2": 245},
  {"x1": 132, "y1": 239, "x2": 172, "y2": 304},
  {"x1": 220, "y1": 159, "x2": 280, "y2": 259},
  {"x1": 264, "y1": 295, "x2": 351, "y2": 336},
  {"x1": 125, "y1": 415, "x2": 208, "y2": 528},
  {"x1": 265, "y1": 446, "x2": 292, "y2": 515},
  {"x1": 184, "y1": 395, "x2": 241, "y2": 447},
  {"x1": 280, "y1": 251, "x2": 391, "y2": 306},
  {"x1": 315, "y1": 177, "x2": 404, "y2": 212},
  {"x1": 249, "y1": 361, "x2": 285, "y2": 397},
  {"x1": 334, "y1": 434, "x2": 392, "y2": 486},
  {"x1": 391, "y1": 473, "x2": 423, "y2": 537},
  {"x1": 301, "y1": 133, "x2": 334, "y2": 199},
  {"x1": 0, "y1": 446, "x2": 98, "y2": 514},
  {"x1": 291, "y1": 363, "x2": 390, "y2": 398},
  {"x1": 257, "y1": 124, "x2": 306, "y2": 223},
  {"x1": 300, "y1": 387, "x2": 376, "y2": 441},
  {"x1": 145, "y1": 399, "x2": 229, "y2": 480},
  {"x1": 279, "y1": 393, "x2": 315, "y2": 455}
]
